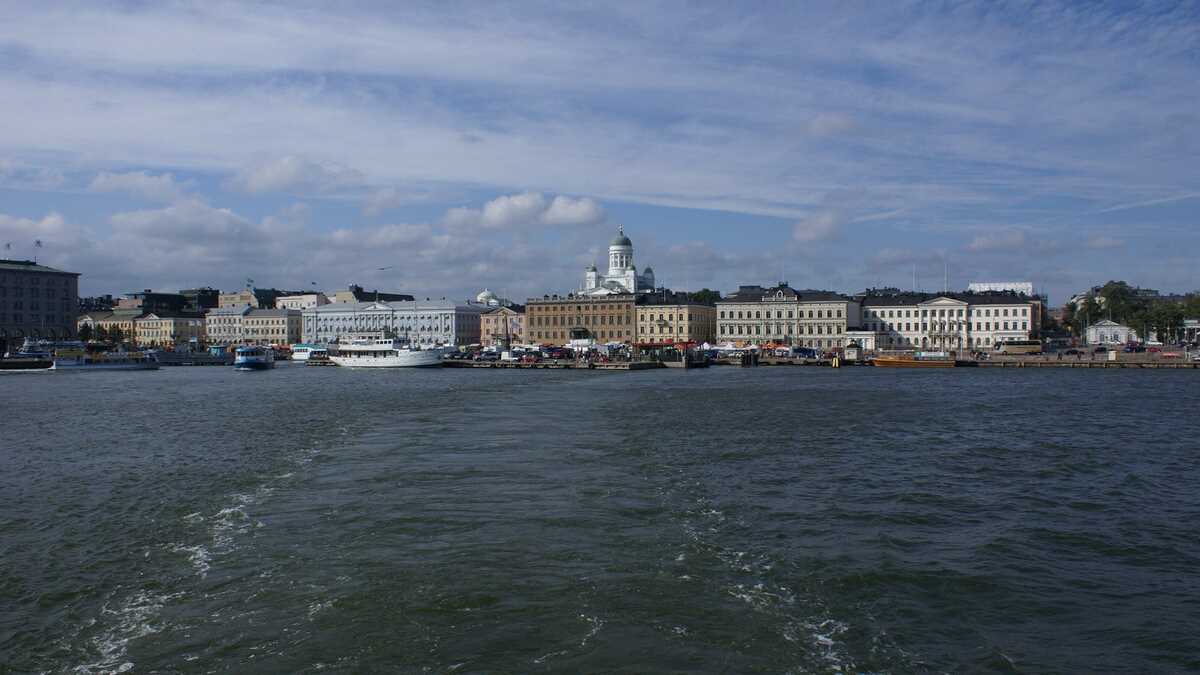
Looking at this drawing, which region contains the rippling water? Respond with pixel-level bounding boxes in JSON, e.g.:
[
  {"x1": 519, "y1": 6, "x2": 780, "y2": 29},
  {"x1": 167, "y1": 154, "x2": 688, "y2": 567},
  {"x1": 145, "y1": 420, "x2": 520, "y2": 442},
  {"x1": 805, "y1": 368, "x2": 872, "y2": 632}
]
[{"x1": 2, "y1": 365, "x2": 1198, "y2": 673}]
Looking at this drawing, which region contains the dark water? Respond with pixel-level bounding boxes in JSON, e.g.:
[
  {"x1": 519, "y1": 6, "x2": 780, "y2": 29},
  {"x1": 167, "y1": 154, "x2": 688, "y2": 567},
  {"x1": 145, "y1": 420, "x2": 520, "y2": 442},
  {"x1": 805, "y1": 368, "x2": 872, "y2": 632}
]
[{"x1": 2, "y1": 365, "x2": 1198, "y2": 673}]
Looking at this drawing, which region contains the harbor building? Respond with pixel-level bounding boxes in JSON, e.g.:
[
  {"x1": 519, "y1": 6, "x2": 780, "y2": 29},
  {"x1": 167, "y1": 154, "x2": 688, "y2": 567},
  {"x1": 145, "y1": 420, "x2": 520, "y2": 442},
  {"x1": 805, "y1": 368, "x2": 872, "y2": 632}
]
[
  {"x1": 579, "y1": 227, "x2": 655, "y2": 297},
  {"x1": 77, "y1": 308, "x2": 143, "y2": 342},
  {"x1": 1086, "y1": 319, "x2": 1136, "y2": 345},
  {"x1": 525, "y1": 293, "x2": 636, "y2": 345},
  {"x1": 302, "y1": 300, "x2": 487, "y2": 346},
  {"x1": 0, "y1": 259, "x2": 80, "y2": 352},
  {"x1": 715, "y1": 284, "x2": 860, "y2": 348},
  {"x1": 244, "y1": 309, "x2": 302, "y2": 346},
  {"x1": 635, "y1": 292, "x2": 717, "y2": 345},
  {"x1": 330, "y1": 284, "x2": 415, "y2": 304},
  {"x1": 179, "y1": 287, "x2": 220, "y2": 312},
  {"x1": 117, "y1": 289, "x2": 188, "y2": 314},
  {"x1": 276, "y1": 292, "x2": 330, "y2": 310},
  {"x1": 205, "y1": 305, "x2": 251, "y2": 344},
  {"x1": 860, "y1": 291, "x2": 1042, "y2": 351},
  {"x1": 134, "y1": 313, "x2": 206, "y2": 347},
  {"x1": 480, "y1": 305, "x2": 525, "y2": 346}
]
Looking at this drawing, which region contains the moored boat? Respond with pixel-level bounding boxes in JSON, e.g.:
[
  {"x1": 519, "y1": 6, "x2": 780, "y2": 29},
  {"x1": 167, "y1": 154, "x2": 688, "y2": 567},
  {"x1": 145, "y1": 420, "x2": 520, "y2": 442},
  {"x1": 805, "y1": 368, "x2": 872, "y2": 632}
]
[
  {"x1": 234, "y1": 345, "x2": 276, "y2": 370},
  {"x1": 0, "y1": 345, "x2": 55, "y2": 372},
  {"x1": 872, "y1": 352, "x2": 977, "y2": 368},
  {"x1": 53, "y1": 343, "x2": 160, "y2": 371},
  {"x1": 329, "y1": 334, "x2": 443, "y2": 368},
  {"x1": 290, "y1": 343, "x2": 328, "y2": 362}
]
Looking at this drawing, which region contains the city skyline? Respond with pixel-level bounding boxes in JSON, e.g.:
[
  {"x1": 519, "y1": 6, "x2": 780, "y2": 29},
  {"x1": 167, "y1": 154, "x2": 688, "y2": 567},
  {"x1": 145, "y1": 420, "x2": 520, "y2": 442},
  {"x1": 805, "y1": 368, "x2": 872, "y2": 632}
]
[{"x1": 2, "y1": 3, "x2": 1198, "y2": 304}]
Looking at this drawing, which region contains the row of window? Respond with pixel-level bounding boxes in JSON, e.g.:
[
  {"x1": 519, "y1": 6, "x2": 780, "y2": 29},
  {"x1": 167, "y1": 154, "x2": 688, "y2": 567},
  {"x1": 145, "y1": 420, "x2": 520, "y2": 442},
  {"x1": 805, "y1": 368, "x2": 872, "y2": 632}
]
[
  {"x1": 531, "y1": 314, "x2": 631, "y2": 327},
  {"x1": 1, "y1": 313, "x2": 70, "y2": 325},
  {"x1": 721, "y1": 323, "x2": 841, "y2": 336},
  {"x1": 531, "y1": 330, "x2": 633, "y2": 341},
  {"x1": 719, "y1": 308, "x2": 844, "y2": 320},
  {"x1": 0, "y1": 287, "x2": 70, "y2": 299},
  {"x1": 866, "y1": 307, "x2": 1030, "y2": 319},
  {"x1": 868, "y1": 321, "x2": 1030, "y2": 333},
  {"x1": 0, "y1": 275, "x2": 73, "y2": 287}
]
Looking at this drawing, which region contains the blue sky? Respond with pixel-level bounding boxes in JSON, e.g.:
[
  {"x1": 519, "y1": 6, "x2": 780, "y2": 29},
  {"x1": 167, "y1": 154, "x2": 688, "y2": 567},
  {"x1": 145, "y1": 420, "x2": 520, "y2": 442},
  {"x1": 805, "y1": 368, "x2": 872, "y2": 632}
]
[{"x1": 1, "y1": 1, "x2": 1197, "y2": 305}]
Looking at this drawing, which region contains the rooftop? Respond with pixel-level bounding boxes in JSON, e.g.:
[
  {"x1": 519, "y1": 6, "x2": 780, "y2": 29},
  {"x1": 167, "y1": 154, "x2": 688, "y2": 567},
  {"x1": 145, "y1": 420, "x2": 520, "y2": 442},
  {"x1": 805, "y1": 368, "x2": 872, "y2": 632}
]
[{"x1": 0, "y1": 259, "x2": 79, "y2": 275}]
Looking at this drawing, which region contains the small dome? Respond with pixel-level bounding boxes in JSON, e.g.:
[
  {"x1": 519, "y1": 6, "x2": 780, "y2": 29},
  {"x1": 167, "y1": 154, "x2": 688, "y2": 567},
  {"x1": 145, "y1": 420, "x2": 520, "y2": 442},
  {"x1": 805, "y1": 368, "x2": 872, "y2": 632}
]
[
  {"x1": 476, "y1": 288, "x2": 498, "y2": 303},
  {"x1": 643, "y1": 266, "x2": 654, "y2": 273},
  {"x1": 610, "y1": 225, "x2": 632, "y2": 247}
]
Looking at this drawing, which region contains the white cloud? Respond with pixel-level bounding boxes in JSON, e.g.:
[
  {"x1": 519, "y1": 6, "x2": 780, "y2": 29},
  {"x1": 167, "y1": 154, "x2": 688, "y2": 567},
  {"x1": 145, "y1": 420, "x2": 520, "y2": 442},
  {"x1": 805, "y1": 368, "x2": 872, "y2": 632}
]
[
  {"x1": 540, "y1": 195, "x2": 605, "y2": 226},
  {"x1": 792, "y1": 211, "x2": 842, "y2": 243},
  {"x1": 480, "y1": 192, "x2": 547, "y2": 228},
  {"x1": 88, "y1": 170, "x2": 187, "y2": 203},
  {"x1": 229, "y1": 156, "x2": 364, "y2": 195},
  {"x1": 965, "y1": 230, "x2": 1028, "y2": 253},
  {"x1": 1085, "y1": 235, "x2": 1123, "y2": 250},
  {"x1": 807, "y1": 113, "x2": 855, "y2": 137}
]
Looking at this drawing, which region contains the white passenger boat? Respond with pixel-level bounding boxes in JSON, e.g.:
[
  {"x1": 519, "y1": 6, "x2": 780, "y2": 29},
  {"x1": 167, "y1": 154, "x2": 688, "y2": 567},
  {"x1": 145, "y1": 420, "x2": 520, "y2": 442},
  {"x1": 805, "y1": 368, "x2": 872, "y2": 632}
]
[
  {"x1": 329, "y1": 335, "x2": 443, "y2": 368},
  {"x1": 52, "y1": 342, "x2": 160, "y2": 371},
  {"x1": 234, "y1": 345, "x2": 276, "y2": 370},
  {"x1": 289, "y1": 343, "x2": 328, "y2": 362}
]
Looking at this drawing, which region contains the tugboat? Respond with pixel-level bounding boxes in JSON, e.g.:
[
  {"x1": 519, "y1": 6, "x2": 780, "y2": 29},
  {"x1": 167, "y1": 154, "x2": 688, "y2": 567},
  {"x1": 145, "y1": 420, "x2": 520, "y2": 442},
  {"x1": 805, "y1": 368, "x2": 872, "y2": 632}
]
[
  {"x1": 233, "y1": 345, "x2": 275, "y2": 371},
  {"x1": 0, "y1": 342, "x2": 55, "y2": 372}
]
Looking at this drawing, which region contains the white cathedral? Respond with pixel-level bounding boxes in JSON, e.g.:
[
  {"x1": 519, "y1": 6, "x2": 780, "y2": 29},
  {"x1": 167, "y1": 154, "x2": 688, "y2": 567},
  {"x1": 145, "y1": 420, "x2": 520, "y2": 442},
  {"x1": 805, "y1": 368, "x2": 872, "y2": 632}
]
[{"x1": 580, "y1": 226, "x2": 656, "y2": 296}]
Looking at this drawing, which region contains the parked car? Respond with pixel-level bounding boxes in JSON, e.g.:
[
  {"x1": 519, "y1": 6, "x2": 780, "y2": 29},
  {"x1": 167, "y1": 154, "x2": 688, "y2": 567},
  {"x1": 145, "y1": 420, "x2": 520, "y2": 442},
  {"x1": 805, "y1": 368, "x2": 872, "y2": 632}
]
[{"x1": 1062, "y1": 348, "x2": 1083, "y2": 355}]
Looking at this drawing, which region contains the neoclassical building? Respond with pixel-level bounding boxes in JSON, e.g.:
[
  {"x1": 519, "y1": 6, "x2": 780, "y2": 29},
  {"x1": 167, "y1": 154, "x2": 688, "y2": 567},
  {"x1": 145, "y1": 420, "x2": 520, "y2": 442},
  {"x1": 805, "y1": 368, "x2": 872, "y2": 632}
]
[
  {"x1": 715, "y1": 284, "x2": 860, "y2": 349},
  {"x1": 301, "y1": 300, "x2": 489, "y2": 346},
  {"x1": 860, "y1": 292, "x2": 1042, "y2": 351},
  {"x1": 581, "y1": 226, "x2": 655, "y2": 296}
]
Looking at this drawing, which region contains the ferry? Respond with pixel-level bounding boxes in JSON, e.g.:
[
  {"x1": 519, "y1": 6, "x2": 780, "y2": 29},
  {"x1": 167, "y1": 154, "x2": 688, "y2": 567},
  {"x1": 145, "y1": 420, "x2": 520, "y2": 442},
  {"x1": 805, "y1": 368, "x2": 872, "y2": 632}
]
[
  {"x1": 329, "y1": 334, "x2": 443, "y2": 368},
  {"x1": 289, "y1": 343, "x2": 328, "y2": 362},
  {"x1": 0, "y1": 343, "x2": 55, "y2": 372},
  {"x1": 52, "y1": 342, "x2": 160, "y2": 371},
  {"x1": 233, "y1": 345, "x2": 276, "y2": 370},
  {"x1": 872, "y1": 351, "x2": 976, "y2": 368}
]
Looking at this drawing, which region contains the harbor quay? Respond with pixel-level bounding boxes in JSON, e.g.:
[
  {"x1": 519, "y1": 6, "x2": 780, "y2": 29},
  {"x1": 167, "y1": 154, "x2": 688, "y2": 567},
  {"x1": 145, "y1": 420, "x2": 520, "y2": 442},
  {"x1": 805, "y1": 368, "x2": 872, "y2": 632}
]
[{"x1": 3, "y1": 228, "x2": 1199, "y2": 369}]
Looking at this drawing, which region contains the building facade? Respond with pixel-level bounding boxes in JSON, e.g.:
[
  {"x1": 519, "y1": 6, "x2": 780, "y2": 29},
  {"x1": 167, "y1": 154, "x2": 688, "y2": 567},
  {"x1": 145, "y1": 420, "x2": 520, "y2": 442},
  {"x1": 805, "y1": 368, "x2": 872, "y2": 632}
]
[
  {"x1": 0, "y1": 259, "x2": 80, "y2": 351},
  {"x1": 525, "y1": 294, "x2": 636, "y2": 345},
  {"x1": 635, "y1": 295, "x2": 717, "y2": 344},
  {"x1": 205, "y1": 305, "x2": 252, "y2": 344},
  {"x1": 1086, "y1": 319, "x2": 1136, "y2": 345},
  {"x1": 715, "y1": 284, "x2": 860, "y2": 349},
  {"x1": 219, "y1": 289, "x2": 260, "y2": 309},
  {"x1": 580, "y1": 227, "x2": 655, "y2": 296},
  {"x1": 276, "y1": 293, "x2": 330, "y2": 310},
  {"x1": 134, "y1": 313, "x2": 206, "y2": 347},
  {"x1": 244, "y1": 309, "x2": 302, "y2": 345},
  {"x1": 302, "y1": 300, "x2": 487, "y2": 345},
  {"x1": 480, "y1": 305, "x2": 525, "y2": 346},
  {"x1": 860, "y1": 292, "x2": 1042, "y2": 351},
  {"x1": 330, "y1": 285, "x2": 415, "y2": 304}
]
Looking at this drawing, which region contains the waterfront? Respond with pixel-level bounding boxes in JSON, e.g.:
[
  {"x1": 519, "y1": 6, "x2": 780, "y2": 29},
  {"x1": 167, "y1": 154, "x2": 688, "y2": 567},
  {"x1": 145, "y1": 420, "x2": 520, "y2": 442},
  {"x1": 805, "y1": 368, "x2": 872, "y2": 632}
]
[{"x1": 2, "y1": 367, "x2": 1198, "y2": 673}]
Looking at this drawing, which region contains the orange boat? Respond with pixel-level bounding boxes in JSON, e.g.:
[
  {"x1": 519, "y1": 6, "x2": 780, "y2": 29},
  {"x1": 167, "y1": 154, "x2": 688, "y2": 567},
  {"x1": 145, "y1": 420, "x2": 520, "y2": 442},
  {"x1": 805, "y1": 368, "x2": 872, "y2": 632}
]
[{"x1": 872, "y1": 354, "x2": 974, "y2": 368}]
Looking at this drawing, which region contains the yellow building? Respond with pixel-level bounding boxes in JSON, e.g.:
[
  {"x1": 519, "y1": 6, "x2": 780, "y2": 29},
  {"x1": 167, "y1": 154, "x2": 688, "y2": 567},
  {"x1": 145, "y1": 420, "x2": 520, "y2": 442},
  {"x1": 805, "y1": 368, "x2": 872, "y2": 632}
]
[
  {"x1": 635, "y1": 296, "x2": 717, "y2": 344},
  {"x1": 480, "y1": 305, "x2": 525, "y2": 346},
  {"x1": 525, "y1": 294, "x2": 635, "y2": 345},
  {"x1": 135, "y1": 313, "x2": 206, "y2": 347}
]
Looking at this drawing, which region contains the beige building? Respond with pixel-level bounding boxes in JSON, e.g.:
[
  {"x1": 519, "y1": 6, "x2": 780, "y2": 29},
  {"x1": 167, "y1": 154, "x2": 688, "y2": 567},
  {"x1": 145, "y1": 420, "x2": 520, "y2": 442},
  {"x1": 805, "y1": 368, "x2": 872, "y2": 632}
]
[
  {"x1": 860, "y1": 292, "x2": 1042, "y2": 351},
  {"x1": 480, "y1": 305, "x2": 525, "y2": 346},
  {"x1": 77, "y1": 308, "x2": 144, "y2": 343},
  {"x1": 276, "y1": 292, "x2": 330, "y2": 310},
  {"x1": 636, "y1": 295, "x2": 716, "y2": 344},
  {"x1": 525, "y1": 294, "x2": 635, "y2": 345},
  {"x1": 243, "y1": 308, "x2": 302, "y2": 345},
  {"x1": 0, "y1": 259, "x2": 80, "y2": 351},
  {"x1": 134, "y1": 313, "x2": 206, "y2": 347},
  {"x1": 218, "y1": 289, "x2": 260, "y2": 309},
  {"x1": 205, "y1": 305, "x2": 251, "y2": 344},
  {"x1": 716, "y1": 284, "x2": 860, "y2": 349}
]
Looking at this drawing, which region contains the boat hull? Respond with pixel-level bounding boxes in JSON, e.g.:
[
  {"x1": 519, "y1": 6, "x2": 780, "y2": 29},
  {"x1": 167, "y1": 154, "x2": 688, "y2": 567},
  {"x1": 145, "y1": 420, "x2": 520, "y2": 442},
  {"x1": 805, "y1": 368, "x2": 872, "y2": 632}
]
[
  {"x1": 54, "y1": 359, "x2": 160, "y2": 371},
  {"x1": 330, "y1": 351, "x2": 442, "y2": 368},
  {"x1": 0, "y1": 359, "x2": 55, "y2": 372},
  {"x1": 872, "y1": 357, "x2": 957, "y2": 368},
  {"x1": 233, "y1": 358, "x2": 275, "y2": 370}
]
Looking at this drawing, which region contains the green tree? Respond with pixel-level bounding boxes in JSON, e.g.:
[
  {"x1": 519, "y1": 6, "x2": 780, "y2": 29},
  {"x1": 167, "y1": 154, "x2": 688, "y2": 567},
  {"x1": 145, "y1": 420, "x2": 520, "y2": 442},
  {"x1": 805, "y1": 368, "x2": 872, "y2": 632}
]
[
  {"x1": 78, "y1": 324, "x2": 94, "y2": 341},
  {"x1": 689, "y1": 288, "x2": 722, "y2": 304}
]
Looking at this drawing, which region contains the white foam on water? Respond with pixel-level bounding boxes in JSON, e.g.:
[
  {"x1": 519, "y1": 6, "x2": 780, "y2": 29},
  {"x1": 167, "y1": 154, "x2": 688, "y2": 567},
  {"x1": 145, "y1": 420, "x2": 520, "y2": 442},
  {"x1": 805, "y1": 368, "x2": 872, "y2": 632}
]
[
  {"x1": 72, "y1": 589, "x2": 184, "y2": 675},
  {"x1": 578, "y1": 613, "x2": 605, "y2": 648},
  {"x1": 307, "y1": 600, "x2": 334, "y2": 619},
  {"x1": 170, "y1": 544, "x2": 212, "y2": 577}
]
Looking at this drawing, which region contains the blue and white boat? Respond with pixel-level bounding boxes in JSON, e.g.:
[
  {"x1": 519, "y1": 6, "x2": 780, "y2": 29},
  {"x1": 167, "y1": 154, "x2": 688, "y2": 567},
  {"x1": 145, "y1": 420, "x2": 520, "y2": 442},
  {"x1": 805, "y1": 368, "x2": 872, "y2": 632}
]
[{"x1": 234, "y1": 345, "x2": 275, "y2": 370}]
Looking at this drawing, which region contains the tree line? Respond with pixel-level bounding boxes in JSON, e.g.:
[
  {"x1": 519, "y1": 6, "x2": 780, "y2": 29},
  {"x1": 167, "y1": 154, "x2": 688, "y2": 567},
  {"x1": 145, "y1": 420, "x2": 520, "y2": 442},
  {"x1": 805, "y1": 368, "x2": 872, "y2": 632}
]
[{"x1": 1063, "y1": 281, "x2": 1200, "y2": 343}]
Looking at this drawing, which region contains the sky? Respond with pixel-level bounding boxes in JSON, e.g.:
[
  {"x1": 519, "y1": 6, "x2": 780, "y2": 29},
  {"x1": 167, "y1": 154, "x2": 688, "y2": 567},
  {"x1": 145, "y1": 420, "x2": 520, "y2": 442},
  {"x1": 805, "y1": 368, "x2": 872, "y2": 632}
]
[{"x1": 0, "y1": 1, "x2": 1197, "y2": 306}]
